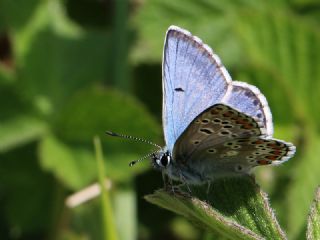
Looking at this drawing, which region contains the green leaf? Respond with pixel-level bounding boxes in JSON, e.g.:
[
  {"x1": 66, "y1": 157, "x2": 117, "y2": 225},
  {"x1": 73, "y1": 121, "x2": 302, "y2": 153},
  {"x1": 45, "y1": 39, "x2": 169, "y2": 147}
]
[
  {"x1": 18, "y1": 29, "x2": 111, "y2": 113},
  {"x1": 0, "y1": 143, "x2": 54, "y2": 235},
  {"x1": 0, "y1": 80, "x2": 47, "y2": 152},
  {"x1": 68, "y1": 199, "x2": 104, "y2": 240},
  {"x1": 132, "y1": 0, "x2": 249, "y2": 66},
  {"x1": 132, "y1": 0, "x2": 290, "y2": 66},
  {"x1": 39, "y1": 134, "x2": 96, "y2": 190},
  {"x1": 230, "y1": 10, "x2": 320, "y2": 238},
  {"x1": 307, "y1": 186, "x2": 320, "y2": 240},
  {"x1": 235, "y1": 10, "x2": 320, "y2": 126},
  {"x1": 0, "y1": 115, "x2": 48, "y2": 152},
  {"x1": 4, "y1": 0, "x2": 111, "y2": 115},
  {"x1": 39, "y1": 87, "x2": 161, "y2": 189},
  {"x1": 145, "y1": 177, "x2": 286, "y2": 240},
  {"x1": 0, "y1": 0, "x2": 40, "y2": 29},
  {"x1": 286, "y1": 135, "x2": 320, "y2": 238}
]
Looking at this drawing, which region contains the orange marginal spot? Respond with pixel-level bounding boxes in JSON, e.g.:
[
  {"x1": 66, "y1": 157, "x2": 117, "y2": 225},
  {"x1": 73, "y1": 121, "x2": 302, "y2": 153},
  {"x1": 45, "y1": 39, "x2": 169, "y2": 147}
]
[
  {"x1": 222, "y1": 111, "x2": 234, "y2": 117},
  {"x1": 222, "y1": 110, "x2": 235, "y2": 117},
  {"x1": 270, "y1": 150, "x2": 282, "y2": 155},
  {"x1": 257, "y1": 160, "x2": 272, "y2": 165},
  {"x1": 241, "y1": 118, "x2": 250, "y2": 122},
  {"x1": 211, "y1": 109, "x2": 220, "y2": 115},
  {"x1": 269, "y1": 146, "x2": 284, "y2": 151},
  {"x1": 265, "y1": 155, "x2": 278, "y2": 160},
  {"x1": 253, "y1": 140, "x2": 264, "y2": 144},
  {"x1": 242, "y1": 123, "x2": 254, "y2": 129},
  {"x1": 268, "y1": 142, "x2": 283, "y2": 148},
  {"x1": 236, "y1": 117, "x2": 251, "y2": 124},
  {"x1": 235, "y1": 119, "x2": 246, "y2": 124}
]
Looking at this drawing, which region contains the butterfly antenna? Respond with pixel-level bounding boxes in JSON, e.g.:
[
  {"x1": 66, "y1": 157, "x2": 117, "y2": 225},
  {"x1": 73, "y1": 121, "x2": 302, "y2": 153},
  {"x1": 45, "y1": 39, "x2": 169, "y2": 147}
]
[
  {"x1": 128, "y1": 152, "x2": 156, "y2": 167},
  {"x1": 106, "y1": 131, "x2": 162, "y2": 149}
]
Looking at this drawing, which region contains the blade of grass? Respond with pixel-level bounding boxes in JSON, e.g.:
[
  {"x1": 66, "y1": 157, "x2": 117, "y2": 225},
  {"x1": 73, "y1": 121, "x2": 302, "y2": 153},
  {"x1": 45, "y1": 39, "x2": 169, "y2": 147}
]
[
  {"x1": 307, "y1": 186, "x2": 320, "y2": 240},
  {"x1": 94, "y1": 136, "x2": 119, "y2": 240}
]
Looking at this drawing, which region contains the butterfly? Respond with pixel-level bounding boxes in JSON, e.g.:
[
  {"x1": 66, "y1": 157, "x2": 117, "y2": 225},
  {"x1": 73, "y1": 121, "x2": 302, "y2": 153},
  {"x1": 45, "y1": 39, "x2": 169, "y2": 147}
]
[{"x1": 148, "y1": 25, "x2": 296, "y2": 185}]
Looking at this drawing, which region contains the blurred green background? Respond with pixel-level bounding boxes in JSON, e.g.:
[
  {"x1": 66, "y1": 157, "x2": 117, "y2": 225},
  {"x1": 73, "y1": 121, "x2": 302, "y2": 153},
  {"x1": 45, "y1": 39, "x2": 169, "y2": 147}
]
[{"x1": 0, "y1": 0, "x2": 319, "y2": 239}]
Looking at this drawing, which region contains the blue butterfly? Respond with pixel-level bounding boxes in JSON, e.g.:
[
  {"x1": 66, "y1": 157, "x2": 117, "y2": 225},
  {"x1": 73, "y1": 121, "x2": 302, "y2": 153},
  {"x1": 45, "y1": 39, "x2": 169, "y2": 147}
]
[
  {"x1": 108, "y1": 26, "x2": 296, "y2": 186},
  {"x1": 149, "y1": 26, "x2": 295, "y2": 185}
]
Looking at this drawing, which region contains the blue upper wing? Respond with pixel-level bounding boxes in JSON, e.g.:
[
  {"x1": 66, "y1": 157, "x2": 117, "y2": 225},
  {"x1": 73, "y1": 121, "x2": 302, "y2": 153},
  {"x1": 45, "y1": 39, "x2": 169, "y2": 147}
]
[{"x1": 162, "y1": 26, "x2": 232, "y2": 151}]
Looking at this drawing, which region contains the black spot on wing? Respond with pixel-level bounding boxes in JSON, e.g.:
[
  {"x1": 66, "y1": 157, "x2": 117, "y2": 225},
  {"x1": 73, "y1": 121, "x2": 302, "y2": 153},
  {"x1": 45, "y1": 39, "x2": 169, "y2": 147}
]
[
  {"x1": 200, "y1": 128, "x2": 213, "y2": 134},
  {"x1": 174, "y1": 87, "x2": 184, "y2": 92}
]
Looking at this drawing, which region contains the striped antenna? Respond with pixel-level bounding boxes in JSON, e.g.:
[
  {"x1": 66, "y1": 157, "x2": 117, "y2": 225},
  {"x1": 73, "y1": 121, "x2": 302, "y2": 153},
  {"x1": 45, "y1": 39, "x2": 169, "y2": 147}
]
[
  {"x1": 128, "y1": 152, "x2": 156, "y2": 167},
  {"x1": 106, "y1": 131, "x2": 161, "y2": 149},
  {"x1": 106, "y1": 131, "x2": 162, "y2": 167}
]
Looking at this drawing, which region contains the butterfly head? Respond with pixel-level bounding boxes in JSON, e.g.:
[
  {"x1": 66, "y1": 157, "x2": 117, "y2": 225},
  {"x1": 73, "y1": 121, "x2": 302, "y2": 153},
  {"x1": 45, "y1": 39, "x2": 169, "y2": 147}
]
[
  {"x1": 151, "y1": 150, "x2": 172, "y2": 170},
  {"x1": 106, "y1": 131, "x2": 172, "y2": 168}
]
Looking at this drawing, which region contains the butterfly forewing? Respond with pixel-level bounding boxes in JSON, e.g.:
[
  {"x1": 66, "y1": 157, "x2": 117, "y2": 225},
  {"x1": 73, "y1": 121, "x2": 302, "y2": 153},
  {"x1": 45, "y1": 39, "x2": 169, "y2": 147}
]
[{"x1": 163, "y1": 26, "x2": 232, "y2": 151}]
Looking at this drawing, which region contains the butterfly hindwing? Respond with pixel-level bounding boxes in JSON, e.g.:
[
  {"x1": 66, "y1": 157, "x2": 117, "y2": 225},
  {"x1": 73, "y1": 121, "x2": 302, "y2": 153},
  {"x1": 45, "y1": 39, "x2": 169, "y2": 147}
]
[
  {"x1": 172, "y1": 104, "x2": 295, "y2": 178},
  {"x1": 173, "y1": 104, "x2": 265, "y2": 159},
  {"x1": 177, "y1": 136, "x2": 295, "y2": 180},
  {"x1": 222, "y1": 81, "x2": 273, "y2": 136}
]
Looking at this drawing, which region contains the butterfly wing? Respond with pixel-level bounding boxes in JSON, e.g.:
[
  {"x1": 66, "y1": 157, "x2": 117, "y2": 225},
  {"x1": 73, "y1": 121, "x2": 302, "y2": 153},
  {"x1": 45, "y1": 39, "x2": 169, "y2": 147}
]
[
  {"x1": 222, "y1": 81, "x2": 273, "y2": 137},
  {"x1": 172, "y1": 104, "x2": 295, "y2": 180},
  {"x1": 162, "y1": 26, "x2": 232, "y2": 151}
]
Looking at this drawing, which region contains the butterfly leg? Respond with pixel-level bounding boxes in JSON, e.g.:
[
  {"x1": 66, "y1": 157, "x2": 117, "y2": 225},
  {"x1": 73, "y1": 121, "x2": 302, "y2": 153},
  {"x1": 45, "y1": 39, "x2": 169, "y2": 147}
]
[
  {"x1": 162, "y1": 171, "x2": 172, "y2": 191},
  {"x1": 178, "y1": 171, "x2": 192, "y2": 195},
  {"x1": 162, "y1": 172, "x2": 179, "y2": 194},
  {"x1": 206, "y1": 181, "x2": 211, "y2": 195}
]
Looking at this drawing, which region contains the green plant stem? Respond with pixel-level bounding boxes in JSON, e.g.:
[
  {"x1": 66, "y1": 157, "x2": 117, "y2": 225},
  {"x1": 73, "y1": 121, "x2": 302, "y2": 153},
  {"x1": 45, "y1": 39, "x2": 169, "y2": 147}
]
[{"x1": 94, "y1": 136, "x2": 118, "y2": 240}]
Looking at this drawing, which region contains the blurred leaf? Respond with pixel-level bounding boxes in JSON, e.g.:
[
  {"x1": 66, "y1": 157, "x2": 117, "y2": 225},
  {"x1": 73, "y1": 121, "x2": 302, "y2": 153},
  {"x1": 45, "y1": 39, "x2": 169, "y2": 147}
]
[
  {"x1": 0, "y1": 81, "x2": 47, "y2": 152},
  {"x1": 0, "y1": 143, "x2": 54, "y2": 236},
  {"x1": 170, "y1": 217, "x2": 200, "y2": 240},
  {"x1": 39, "y1": 134, "x2": 95, "y2": 190},
  {"x1": 133, "y1": 0, "x2": 294, "y2": 66},
  {"x1": 53, "y1": 86, "x2": 160, "y2": 146},
  {"x1": 69, "y1": 199, "x2": 104, "y2": 240},
  {"x1": 230, "y1": 9, "x2": 320, "y2": 239},
  {"x1": 57, "y1": 230, "x2": 88, "y2": 240},
  {"x1": 0, "y1": 116, "x2": 47, "y2": 152},
  {"x1": 0, "y1": 0, "x2": 40, "y2": 29},
  {"x1": 39, "y1": 87, "x2": 161, "y2": 189},
  {"x1": 307, "y1": 186, "x2": 320, "y2": 240},
  {"x1": 19, "y1": 29, "x2": 111, "y2": 113},
  {"x1": 146, "y1": 177, "x2": 287, "y2": 240},
  {"x1": 11, "y1": 0, "x2": 82, "y2": 61},
  {"x1": 66, "y1": 0, "x2": 113, "y2": 28},
  {"x1": 132, "y1": 0, "x2": 248, "y2": 66},
  {"x1": 3, "y1": 0, "x2": 112, "y2": 115},
  {"x1": 235, "y1": 10, "x2": 320, "y2": 126},
  {"x1": 0, "y1": 65, "x2": 14, "y2": 84},
  {"x1": 287, "y1": 136, "x2": 320, "y2": 239}
]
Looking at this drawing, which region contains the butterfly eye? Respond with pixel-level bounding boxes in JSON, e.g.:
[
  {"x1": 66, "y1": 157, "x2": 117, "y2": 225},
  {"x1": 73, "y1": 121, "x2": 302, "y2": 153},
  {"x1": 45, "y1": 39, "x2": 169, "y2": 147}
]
[{"x1": 156, "y1": 154, "x2": 171, "y2": 167}]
